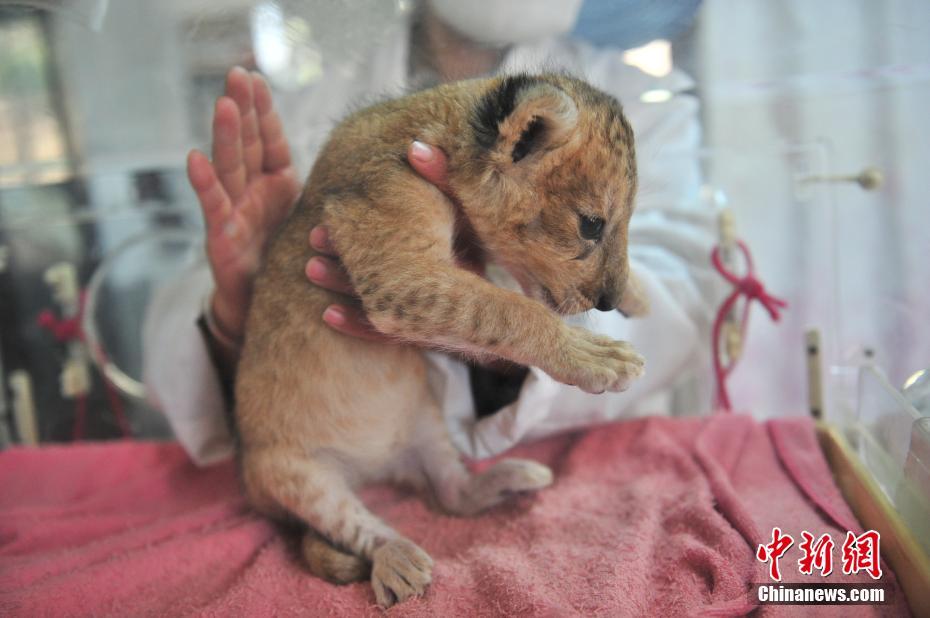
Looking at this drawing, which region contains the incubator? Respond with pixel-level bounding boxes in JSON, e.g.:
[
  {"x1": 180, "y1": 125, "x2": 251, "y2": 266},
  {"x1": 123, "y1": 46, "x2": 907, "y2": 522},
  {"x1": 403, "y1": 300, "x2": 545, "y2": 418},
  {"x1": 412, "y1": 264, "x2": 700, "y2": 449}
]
[{"x1": 0, "y1": 0, "x2": 928, "y2": 611}]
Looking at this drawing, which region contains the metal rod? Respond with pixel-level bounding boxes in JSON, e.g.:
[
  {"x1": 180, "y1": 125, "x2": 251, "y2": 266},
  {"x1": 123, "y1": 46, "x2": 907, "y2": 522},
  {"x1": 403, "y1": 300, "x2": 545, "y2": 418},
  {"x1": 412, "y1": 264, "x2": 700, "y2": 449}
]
[{"x1": 806, "y1": 329, "x2": 824, "y2": 420}]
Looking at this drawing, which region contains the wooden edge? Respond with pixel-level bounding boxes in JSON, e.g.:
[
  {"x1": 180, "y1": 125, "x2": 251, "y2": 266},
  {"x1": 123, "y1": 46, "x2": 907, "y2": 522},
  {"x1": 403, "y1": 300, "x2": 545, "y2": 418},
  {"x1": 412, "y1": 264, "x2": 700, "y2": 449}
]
[{"x1": 817, "y1": 421, "x2": 930, "y2": 614}]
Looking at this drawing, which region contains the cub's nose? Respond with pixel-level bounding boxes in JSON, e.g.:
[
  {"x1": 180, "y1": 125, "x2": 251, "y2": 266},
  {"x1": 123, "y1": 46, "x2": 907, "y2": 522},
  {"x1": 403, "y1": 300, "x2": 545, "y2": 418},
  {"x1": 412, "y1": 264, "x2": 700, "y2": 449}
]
[{"x1": 595, "y1": 294, "x2": 614, "y2": 312}]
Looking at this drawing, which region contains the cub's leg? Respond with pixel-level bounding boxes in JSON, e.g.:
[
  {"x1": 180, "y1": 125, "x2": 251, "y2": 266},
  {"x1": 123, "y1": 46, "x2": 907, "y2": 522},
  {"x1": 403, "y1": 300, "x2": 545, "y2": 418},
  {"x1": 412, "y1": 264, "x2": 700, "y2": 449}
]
[
  {"x1": 429, "y1": 448, "x2": 554, "y2": 517},
  {"x1": 301, "y1": 529, "x2": 369, "y2": 585},
  {"x1": 398, "y1": 409, "x2": 553, "y2": 517},
  {"x1": 243, "y1": 451, "x2": 433, "y2": 607},
  {"x1": 326, "y1": 183, "x2": 645, "y2": 394}
]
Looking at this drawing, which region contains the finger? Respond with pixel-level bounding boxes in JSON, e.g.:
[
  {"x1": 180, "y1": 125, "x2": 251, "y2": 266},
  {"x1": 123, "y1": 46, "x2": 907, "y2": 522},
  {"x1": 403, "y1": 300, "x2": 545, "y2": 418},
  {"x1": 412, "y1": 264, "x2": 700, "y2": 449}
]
[
  {"x1": 309, "y1": 225, "x2": 338, "y2": 256},
  {"x1": 225, "y1": 67, "x2": 263, "y2": 180},
  {"x1": 306, "y1": 256, "x2": 356, "y2": 295},
  {"x1": 252, "y1": 71, "x2": 292, "y2": 172},
  {"x1": 211, "y1": 96, "x2": 247, "y2": 201},
  {"x1": 322, "y1": 305, "x2": 390, "y2": 343},
  {"x1": 187, "y1": 149, "x2": 232, "y2": 236},
  {"x1": 408, "y1": 141, "x2": 453, "y2": 196}
]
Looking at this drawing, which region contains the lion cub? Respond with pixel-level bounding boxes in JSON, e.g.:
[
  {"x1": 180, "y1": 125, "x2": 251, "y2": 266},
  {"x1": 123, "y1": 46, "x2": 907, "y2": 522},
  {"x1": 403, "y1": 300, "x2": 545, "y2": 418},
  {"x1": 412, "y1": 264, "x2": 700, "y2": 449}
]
[{"x1": 235, "y1": 73, "x2": 645, "y2": 607}]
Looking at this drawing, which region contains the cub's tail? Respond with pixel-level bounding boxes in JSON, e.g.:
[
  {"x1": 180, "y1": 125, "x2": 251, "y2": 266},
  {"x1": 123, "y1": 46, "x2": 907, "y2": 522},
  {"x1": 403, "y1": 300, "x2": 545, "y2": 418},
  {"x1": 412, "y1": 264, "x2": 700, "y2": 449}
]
[{"x1": 302, "y1": 530, "x2": 370, "y2": 584}]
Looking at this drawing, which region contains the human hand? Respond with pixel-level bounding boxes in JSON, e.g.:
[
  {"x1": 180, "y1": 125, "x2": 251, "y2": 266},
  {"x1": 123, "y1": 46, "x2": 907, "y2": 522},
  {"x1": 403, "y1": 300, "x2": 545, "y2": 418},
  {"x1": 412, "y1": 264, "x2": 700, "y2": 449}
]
[
  {"x1": 307, "y1": 141, "x2": 466, "y2": 341},
  {"x1": 187, "y1": 67, "x2": 300, "y2": 342}
]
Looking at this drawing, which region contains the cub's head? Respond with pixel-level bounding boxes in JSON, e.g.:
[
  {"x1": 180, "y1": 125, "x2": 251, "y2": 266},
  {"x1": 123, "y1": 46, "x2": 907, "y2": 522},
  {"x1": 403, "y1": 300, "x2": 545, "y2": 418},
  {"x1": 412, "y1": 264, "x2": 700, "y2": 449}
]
[{"x1": 455, "y1": 73, "x2": 637, "y2": 315}]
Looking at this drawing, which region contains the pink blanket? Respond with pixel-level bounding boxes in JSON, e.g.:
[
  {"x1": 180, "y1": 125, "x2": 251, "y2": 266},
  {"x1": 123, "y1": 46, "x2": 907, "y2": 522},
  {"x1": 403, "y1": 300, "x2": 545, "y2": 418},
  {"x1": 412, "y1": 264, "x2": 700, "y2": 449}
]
[{"x1": 0, "y1": 416, "x2": 910, "y2": 616}]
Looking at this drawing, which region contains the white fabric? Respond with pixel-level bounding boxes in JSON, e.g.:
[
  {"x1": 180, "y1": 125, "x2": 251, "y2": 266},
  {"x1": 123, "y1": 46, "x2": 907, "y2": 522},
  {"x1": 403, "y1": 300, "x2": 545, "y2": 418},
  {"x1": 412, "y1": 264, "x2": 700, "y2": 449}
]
[
  {"x1": 427, "y1": 0, "x2": 583, "y2": 46},
  {"x1": 143, "y1": 263, "x2": 234, "y2": 465},
  {"x1": 144, "y1": 26, "x2": 719, "y2": 466}
]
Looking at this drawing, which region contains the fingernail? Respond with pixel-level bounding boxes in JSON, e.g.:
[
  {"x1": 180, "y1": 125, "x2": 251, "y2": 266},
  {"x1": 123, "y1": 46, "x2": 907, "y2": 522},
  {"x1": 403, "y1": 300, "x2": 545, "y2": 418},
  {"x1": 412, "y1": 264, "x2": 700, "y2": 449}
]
[
  {"x1": 307, "y1": 257, "x2": 327, "y2": 281},
  {"x1": 309, "y1": 226, "x2": 328, "y2": 251},
  {"x1": 410, "y1": 140, "x2": 434, "y2": 162},
  {"x1": 223, "y1": 220, "x2": 239, "y2": 239},
  {"x1": 323, "y1": 306, "x2": 345, "y2": 326}
]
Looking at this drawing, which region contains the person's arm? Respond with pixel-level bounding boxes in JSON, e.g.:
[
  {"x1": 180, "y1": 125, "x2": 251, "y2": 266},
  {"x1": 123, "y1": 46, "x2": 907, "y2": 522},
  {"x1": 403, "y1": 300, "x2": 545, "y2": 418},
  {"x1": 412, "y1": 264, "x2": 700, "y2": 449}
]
[
  {"x1": 185, "y1": 67, "x2": 300, "y2": 380},
  {"x1": 145, "y1": 67, "x2": 298, "y2": 464}
]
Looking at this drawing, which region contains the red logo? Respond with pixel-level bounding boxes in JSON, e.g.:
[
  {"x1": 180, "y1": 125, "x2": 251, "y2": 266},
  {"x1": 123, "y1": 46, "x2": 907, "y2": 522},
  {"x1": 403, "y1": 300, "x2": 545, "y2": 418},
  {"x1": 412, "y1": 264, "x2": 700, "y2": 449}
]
[
  {"x1": 757, "y1": 528, "x2": 881, "y2": 581},
  {"x1": 798, "y1": 531, "x2": 835, "y2": 576},
  {"x1": 841, "y1": 530, "x2": 882, "y2": 579},
  {"x1": 757, "y1": 527, "x2": 794, "y2": 582}
]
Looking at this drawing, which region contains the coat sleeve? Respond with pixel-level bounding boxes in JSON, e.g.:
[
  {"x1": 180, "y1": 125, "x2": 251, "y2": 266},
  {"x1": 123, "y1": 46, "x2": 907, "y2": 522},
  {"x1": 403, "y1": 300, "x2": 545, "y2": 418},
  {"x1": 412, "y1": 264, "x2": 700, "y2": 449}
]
[{"x1": 142, "y1": 263, "x2": 235, "y2": 466}]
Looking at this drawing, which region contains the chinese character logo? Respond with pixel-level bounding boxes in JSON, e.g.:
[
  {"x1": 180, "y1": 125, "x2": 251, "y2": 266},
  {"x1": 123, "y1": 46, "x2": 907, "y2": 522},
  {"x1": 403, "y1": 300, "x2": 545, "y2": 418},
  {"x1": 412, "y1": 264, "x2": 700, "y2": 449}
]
[
  {"x1": 798, "y1": 531, "x2": 835, "y2": 576},
  {"x1": 757, "y1": 527, "x2": 794, "y2": 581},
  {"x1": 841, "y1": 530, "x2": 882, "y2": 579},
  {"x1": 757, "y1": 528, "x2": 882, "y2": 581}
]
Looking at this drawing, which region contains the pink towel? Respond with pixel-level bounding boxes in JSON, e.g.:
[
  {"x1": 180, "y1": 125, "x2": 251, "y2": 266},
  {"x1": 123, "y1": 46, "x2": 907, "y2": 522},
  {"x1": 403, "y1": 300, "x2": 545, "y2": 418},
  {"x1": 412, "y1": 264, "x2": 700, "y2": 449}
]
[{"x1": 0, "y1": 416, "x2": 910, "y2": 616}]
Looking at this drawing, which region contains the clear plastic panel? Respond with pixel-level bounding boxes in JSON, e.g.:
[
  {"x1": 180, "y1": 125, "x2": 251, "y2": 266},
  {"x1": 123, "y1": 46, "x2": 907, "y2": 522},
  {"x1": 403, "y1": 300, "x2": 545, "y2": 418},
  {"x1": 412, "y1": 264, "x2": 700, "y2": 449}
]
[
  {"x1": 696, "y1": 0, "x2": 930, "y2": 424},
  {"x1": 855, "y1": 364, "x2": 930, "y2": 552},
  {"x1": 0, "y1": 169, "x2": 201, "y2": 440},
  {"x1": 659, "y1": 144, "x2": 839, "y2": 420},
  {"x1": 713, "y1": 143, "x2": 837, "y2": 419},
  {"x1": 83, "y1": 227, "x2": 203, "y2": 400},
  {"x1": 1, "y1": 0, "x2": 928, "y2": 445}
]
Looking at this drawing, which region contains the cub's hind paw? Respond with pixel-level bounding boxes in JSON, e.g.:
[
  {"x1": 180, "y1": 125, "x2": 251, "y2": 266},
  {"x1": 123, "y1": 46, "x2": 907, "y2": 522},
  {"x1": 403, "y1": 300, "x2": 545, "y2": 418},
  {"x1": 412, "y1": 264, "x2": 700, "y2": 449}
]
[
  {"x1": 486, "y1": 459, "x2": 553, "y2": 497},
  {"x1": 371, "y1": 538, "x2": 433, "y2": 608},
  {"x1": 455, "y1": 459, "x2": 553, "y2": 515}
]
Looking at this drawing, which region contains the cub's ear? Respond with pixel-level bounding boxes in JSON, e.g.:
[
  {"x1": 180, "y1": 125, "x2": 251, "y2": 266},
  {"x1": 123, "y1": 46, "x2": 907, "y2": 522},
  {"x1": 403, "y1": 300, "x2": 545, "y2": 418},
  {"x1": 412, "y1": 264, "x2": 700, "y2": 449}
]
[{"x1": 471, "y1": 74, "x2": 578, "y2": 164}]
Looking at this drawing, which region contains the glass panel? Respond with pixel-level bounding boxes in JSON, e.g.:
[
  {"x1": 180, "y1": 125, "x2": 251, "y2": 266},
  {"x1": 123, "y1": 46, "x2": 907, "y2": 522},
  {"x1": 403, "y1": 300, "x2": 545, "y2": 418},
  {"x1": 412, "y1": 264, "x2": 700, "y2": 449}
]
[
  {"x1": 0, "y1": 0, "x2": 926, "y2": 447},
  {"x1": 0, "y1": 13, "x2": 69, "y2": 186},
  {"x1": 855, "y1": 364, "x2": 929, "y2": 553}
]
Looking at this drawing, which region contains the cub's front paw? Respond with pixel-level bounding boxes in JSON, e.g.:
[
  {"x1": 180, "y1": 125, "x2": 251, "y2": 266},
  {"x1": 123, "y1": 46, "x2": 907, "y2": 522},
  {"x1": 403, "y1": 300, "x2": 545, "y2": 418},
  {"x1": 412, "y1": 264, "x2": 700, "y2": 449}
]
[
  {"x1": 550, "y1": 326, "x2": 645, "y2": 394},
  {"x1": 371, "y1": 538, "x2": 433, "y2": 608}
]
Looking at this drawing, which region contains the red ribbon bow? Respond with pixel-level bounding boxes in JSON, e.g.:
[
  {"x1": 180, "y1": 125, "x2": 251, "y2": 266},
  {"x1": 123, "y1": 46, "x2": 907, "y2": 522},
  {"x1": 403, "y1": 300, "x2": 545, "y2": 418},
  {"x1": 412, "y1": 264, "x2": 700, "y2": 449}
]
[
  {"x1": 35, "y1": 290, "x2": 130, "y2": 440},
  {"x1": 711, "y1": 240, "x2": 788, "y2": 411},
  {"x1": 36, "y1": 309, "x2": 82, "y2": 343}
]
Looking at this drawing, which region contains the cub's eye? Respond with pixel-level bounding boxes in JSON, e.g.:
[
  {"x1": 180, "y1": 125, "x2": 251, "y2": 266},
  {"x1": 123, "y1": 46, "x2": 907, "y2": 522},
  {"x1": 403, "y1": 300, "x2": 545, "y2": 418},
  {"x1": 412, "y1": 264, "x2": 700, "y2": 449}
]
[{"x1": 579, "y1": 215, "x2": 605, "y2": 241}]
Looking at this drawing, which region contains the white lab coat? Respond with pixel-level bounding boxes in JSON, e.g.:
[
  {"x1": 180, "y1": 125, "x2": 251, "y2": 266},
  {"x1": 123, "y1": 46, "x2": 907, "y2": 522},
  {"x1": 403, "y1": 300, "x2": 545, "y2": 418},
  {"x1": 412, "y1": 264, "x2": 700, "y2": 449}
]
[{"x1": 144, "y1": 23, "x2": 721, "y2": 465}]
